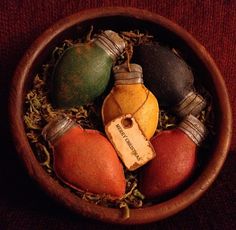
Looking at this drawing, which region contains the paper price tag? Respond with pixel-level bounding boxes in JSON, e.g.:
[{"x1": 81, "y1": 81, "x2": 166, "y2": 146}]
[{"x1": 105, "y1": 114, "x2": 156, "y2": 171}]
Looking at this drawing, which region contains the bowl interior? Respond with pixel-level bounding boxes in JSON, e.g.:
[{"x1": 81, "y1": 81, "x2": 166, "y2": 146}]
[{"x1": 10, "y1": 8, "x2": 231, "y2": 224}]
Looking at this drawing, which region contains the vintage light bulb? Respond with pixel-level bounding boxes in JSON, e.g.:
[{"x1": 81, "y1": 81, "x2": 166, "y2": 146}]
[
  {"x1": 133, "y1": 43, "x2": 206, "y2": 117},
  {"x1": 42, "y1": 116, "x2": 126, "y2": 197},
  {"x1": 139, "y1": 114, "x2": 206, "y2": 198},
  {"x1": 52, "y1": 30, "x2": 125, "y2": 108},
  {"x1": 102, "y1": 63, "x2": 159, "y2": 140}
]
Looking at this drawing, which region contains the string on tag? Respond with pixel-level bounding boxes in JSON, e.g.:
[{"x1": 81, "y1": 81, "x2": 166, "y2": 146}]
[{"x1": 110, "y1": 86, "x2": 150, "y2": 119}]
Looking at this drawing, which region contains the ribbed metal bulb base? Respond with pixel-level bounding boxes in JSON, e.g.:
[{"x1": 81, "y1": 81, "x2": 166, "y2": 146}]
[
  {"x1": 113, "y1": 63, "x2": 143, "y2": 85},
  {"x1": 42, "y1": 116, "x2": 76, "y2": 143},
  {"x1": 178, "y1": 114, "x2": 206, "y2": 146}
]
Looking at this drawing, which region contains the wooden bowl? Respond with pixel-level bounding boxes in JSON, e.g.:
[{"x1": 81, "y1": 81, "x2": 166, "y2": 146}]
[{"x1": 9, "y1": 7, "x2": 232, "y2": 224}]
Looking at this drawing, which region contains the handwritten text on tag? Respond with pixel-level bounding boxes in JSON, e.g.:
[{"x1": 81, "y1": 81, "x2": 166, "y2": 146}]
[{"x1": 105, "y1": 114, "x2": 156, "y2": 171}]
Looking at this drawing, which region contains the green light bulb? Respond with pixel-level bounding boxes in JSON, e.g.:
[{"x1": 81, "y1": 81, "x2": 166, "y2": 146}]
[{"x1": 52, "y1": 30, "x2": 125, "y2": 108}]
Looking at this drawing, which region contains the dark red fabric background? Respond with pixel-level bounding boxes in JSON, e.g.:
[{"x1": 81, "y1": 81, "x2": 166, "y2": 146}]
[{"x1": 0, "y1": 1, "x2": 235, "y2": 229}]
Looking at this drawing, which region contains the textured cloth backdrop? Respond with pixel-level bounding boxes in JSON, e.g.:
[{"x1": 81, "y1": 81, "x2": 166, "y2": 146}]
[{"x1": 0, "y1": 1, "x2": 235, "y2": 229}]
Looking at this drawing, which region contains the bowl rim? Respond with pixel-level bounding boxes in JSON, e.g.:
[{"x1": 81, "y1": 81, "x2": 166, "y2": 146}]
[{"x1": 8, "y1": 7, "x2": 232, "y2": 224}]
